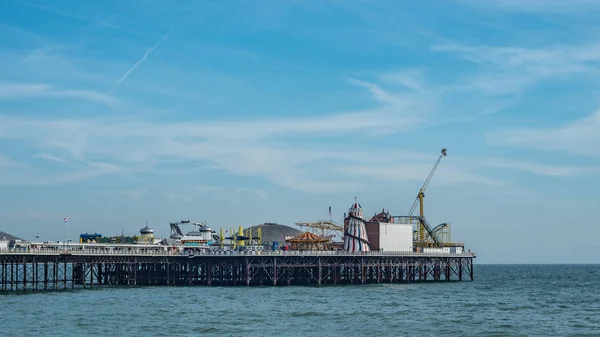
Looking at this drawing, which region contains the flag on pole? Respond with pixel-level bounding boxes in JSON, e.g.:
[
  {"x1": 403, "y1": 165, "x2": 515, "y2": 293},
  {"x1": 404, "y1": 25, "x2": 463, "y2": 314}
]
[{"x1": 63, "y1": 217, "x2": 68, "y2": 223}]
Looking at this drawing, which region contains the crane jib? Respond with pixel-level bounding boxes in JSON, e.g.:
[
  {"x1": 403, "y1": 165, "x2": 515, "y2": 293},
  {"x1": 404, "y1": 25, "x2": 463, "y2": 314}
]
[{"x1": 405, "y1": 148, "x2": 447, "y2": 246}]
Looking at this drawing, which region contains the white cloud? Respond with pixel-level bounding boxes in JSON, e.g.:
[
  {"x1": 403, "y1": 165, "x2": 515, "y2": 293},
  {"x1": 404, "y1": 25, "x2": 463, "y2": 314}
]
[
  {"x1": 253, "y1": 189, "x2": 269, "y2": 200},
  {"x1": 482, "y1": 159, "x2": 597, "y2": 177},
  {"x1": 0, "y1": 160, "x2": 125, "y2": 185},
  {"x1": 349, "y1": 78, "x2": 407, "y2": 105},
  {"x1": 433, "y1": 44, "x2": 600, "y2": 73},
  {"x1": 0, "y1": 108, "x2": 494, "y2": 192},
  {"x1": 453, "y1": 0, "x2": 600, "y2": 13},
  {"x1": 162, "y1": 191, "x2": 192, "y2": 203},
  {"x1": 195, "y1": 185, "x2": 227, "y2": 192},
  {"x1": 0, "y1": 82, "x2": 116, "y2": 105},
  {"x1": 0, "y1": 153, "x2": 22, "y2": 167},
  {"x1": 377, "y1": 69, "x2": 425, "y2": 91},
  {"x1": 335, "y1": 163, "x2": 501, "y2": 187},
  {"x1": 0, "y1": 75, "x2": 444, "y2": 193},
  {"x1": 123, "y1": 189, "x2": 146, "y2": 200},
  {"x1": 486, "y1": 110, "x2": 600, "y2": 157},
  {"x1": 346, "y1": 77, "x2": 439, "y2": 127},
  {"x1": 1, "y1": 43, "x2": 576, "y2": 194},
  {"x1": 122, "y1": 185, "x2": 270, "y2": 203},
  {"x1": 0, "y1": 82, "x2": 48, "y2": 97},
  {"x1": 194, "y1": 185, "x2": 269, "y2": 202},
  {"x1": 16, "y1": 1, "x2": 141, "y2": 34},
  {"x1": 32, "y1": 153, "x2": 70, "y2": 164},
  {"x1": 432, "y1": 43, "x2": 600, "y2": 97}
]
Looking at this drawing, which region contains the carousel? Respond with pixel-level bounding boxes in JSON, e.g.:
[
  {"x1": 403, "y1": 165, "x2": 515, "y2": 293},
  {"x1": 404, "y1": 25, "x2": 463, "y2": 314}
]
[{"x1": 285, "y1": 231, "x2": 331, "y2": 251}]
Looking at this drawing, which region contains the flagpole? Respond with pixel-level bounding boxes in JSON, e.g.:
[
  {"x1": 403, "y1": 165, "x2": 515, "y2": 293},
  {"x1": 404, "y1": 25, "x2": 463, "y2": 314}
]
[{"x1": 64, "y1": 217, "x2": 69, "y2": 251}]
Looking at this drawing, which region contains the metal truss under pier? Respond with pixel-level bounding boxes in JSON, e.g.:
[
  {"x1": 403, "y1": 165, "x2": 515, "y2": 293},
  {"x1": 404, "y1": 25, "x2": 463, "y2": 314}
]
[{"x1": 0, "y1": 253, "x2": 474, "y2": 292}]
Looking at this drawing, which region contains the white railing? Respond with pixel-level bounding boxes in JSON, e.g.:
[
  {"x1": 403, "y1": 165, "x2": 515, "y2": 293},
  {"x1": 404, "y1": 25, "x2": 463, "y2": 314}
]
[
  {"x1": 221, "y1": 250, "x2": 474, "y2": 257},
  {"x1": 0, "y1": 249, "x2": 178, "y2": 256},
  {"x1": 0, "y1": 248, "x2": 474, "y2": 258}
]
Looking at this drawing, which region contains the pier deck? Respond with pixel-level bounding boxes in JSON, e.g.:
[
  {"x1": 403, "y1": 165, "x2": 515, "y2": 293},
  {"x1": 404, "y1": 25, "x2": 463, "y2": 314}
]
[{"x1": 0, "y1": 251, "x2": 475, "y2": 292}]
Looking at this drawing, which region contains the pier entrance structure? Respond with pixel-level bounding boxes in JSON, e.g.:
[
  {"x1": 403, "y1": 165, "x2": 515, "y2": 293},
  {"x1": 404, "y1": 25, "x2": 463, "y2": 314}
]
[{"x1": 0, "y1": 250, "x2": 474, "y2": 292}]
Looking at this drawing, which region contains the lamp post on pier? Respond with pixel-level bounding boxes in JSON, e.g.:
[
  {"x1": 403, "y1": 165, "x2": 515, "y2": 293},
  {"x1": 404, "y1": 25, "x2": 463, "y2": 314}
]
[{"x1": 63, "y1": 217, "x2": 69, "y2": 251}]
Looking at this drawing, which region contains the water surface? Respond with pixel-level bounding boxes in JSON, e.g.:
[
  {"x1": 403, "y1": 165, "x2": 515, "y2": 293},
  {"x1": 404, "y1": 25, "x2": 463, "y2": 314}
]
[{"x1": 2, "y1": 265, "x2": 599, "y2": 337}]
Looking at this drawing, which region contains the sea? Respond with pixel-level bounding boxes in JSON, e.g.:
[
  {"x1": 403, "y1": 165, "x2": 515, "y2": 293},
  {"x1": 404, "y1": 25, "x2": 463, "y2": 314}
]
[{"x1": 1, "y1": 264, "x2": 598, "y2": 337}]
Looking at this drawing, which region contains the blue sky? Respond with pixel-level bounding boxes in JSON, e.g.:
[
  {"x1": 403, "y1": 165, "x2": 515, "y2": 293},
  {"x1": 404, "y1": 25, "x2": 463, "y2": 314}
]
[{"x1": 1, "y1": 0, "x2": 600, "y2": 263}]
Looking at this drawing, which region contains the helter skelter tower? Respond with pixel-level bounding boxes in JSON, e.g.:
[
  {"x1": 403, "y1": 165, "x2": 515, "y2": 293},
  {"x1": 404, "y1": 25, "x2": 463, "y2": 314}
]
[{"x1": 343, "y1": 200, "x2": 371, "y2": 252}]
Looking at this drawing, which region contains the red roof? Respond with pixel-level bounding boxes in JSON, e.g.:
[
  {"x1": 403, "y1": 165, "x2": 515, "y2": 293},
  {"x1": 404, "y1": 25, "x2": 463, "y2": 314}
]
[{"x1": 286, "y1": 231, "x2": 330, "y2": 243}]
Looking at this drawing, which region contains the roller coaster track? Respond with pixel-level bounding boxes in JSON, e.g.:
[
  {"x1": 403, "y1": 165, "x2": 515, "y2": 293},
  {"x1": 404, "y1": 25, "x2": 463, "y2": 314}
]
[
  {"x1": 398, "y1": 215, "x2": 440, "y2": 245},
  {"x1": 417, "y1": 216, "x2": 439, "y2": 245},
  {"x1": 431, "y1": 223, "x2": 449, "y2": 235}
]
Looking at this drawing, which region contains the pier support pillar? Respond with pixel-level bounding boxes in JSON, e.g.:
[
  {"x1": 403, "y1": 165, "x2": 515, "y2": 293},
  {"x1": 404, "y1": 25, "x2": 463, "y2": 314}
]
[
  {"x1": 273, "y1": 257, "x2": 277, "y2": 286},
  {"x1": 361, "y1": 258, "x2": 365, "y2": 284},
  {"x1": 317, "y1": 257, "x2": 322, "y2": 286},
  {"x1": 245, "y1": 258, "x2": 251, "y2": 286},
  {"x1": 470, "y1": 259, "x2": 474, "y2": 281}
]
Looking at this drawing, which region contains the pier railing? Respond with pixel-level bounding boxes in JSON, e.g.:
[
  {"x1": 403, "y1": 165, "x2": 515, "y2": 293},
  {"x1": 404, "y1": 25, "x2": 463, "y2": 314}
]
[{"x1": 0, "y1": 248, "x2": 474, "y2": 258}]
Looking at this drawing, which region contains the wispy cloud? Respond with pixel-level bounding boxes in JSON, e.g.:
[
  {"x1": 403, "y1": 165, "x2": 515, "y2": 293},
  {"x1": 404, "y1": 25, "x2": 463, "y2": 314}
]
[
  {"x1": 429, "y1": 41, "x2": 600, "y2": 109},
  {"x1": 433, "y1": 43, "x2": 600, "y2": 73},
  {"x1": 207, "y1": 187, "x2": 269, "y2": 203},
  {"x1": 335, "y1": 163, "x2": 501, "y2": 187},
  {"x1": 349, "y1": 78, "x2": 406, "y2": 105},
  {"x1": 3, "y1": 21, "x2": 593, "y2": 195},
  {"x1": 3, "y1": 53, "x2": 568, "y2": 193},
  {"x1": 452, "y1": 0, "x2": 600, "y2": 13},
  {"x1": 377, "y1": 69, "x2": 425, "y2": 91},
  {"x1": 0, "y1": 154, "x2": 22, "y2": 167},
  {"x1": 346, "y1": 76, "x2": 440, "y2": 126},
  {"x1": 0, "y1": 82, "x2": 116, "y2": 105},
  {"x1": 486, "y1": 110, "x2": 600, "y2": 157},
  {"x1": 32, "y1": 153, "x2": 70, "y2": 164},
  {"x1": 108, "y1": 33, "x2": 169, "y2": 94},
  {"x1": 0, "y1": 106, "x2": 492, "y2": 192},
  {"x1": 482, "y1": 159, "x2": 598, "y2": 177},
  {"x1": 123, "y1": 185, "x2": 269, "y2": 203},
  {"x1": 123, "y1": 189, "x2": 146, "y2": 200},
  {"x1": 0, "y1": 160, "x2": 125, "y2": 186},
  {"x1": 18, "y1": 1, "x2": 145, "y2": 36},
  {"x1": 162, "y1": 191, "x2": 192, "y2": 203},
  {"x1": 248, "y1": 189, "x2": 269, "y2": 200},
  {"x1": 433, "y1": 43, "x2": 600, "y2": 93}
]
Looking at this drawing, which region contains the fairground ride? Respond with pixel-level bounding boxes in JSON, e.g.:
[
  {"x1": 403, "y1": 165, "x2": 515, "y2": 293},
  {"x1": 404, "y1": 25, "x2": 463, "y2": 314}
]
[
  {"x1": 395, "y1": 148, "x2": 462, "y2": 248},
  {"x1": 295, "y1": 221, "x2": 344, "y2": 241}
]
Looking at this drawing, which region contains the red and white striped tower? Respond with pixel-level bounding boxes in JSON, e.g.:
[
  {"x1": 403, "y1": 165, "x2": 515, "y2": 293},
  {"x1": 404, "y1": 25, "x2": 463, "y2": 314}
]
[{"x1": 343, "y1": 200, "x2": 371, "y2": 252}]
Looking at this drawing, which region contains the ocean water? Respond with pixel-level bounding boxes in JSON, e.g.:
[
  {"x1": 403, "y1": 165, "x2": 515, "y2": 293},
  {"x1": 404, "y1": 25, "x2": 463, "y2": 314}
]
[{"x1": 1, "y1": 264, "x2": 599, "y2": 337}]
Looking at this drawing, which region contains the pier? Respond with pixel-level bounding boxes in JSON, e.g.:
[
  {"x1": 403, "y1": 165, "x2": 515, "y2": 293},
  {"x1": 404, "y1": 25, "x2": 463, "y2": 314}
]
[{"x1": 0, "y1": 250, "x2": 474, "y2": 292}]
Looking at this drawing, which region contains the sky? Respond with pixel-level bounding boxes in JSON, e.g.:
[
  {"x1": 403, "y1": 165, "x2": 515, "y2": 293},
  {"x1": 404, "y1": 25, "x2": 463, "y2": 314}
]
[{"x1": 1, "y1": 0, "x2": 600, "y2": 264}]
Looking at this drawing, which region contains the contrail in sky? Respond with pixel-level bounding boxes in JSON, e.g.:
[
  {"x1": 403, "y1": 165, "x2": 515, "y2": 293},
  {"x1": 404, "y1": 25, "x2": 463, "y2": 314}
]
[{"x1": 108, "y1": 33, "x2": 169, "y2": 95}]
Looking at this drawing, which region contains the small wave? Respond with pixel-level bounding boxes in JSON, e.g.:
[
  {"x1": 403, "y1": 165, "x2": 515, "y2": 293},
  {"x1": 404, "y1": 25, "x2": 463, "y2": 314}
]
[
  {"x1": 291, "y1": 311, "x2": 325, "y2": 317},
  {"x1": 194, "y1": 327, "x2": 218, "y2": 333}
]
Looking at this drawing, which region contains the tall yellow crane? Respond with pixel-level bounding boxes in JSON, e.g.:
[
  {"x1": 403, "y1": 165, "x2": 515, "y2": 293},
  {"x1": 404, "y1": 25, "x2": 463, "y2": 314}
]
[{"x1": 407, "y1": 148, "x2": 447, "y2": 247}]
